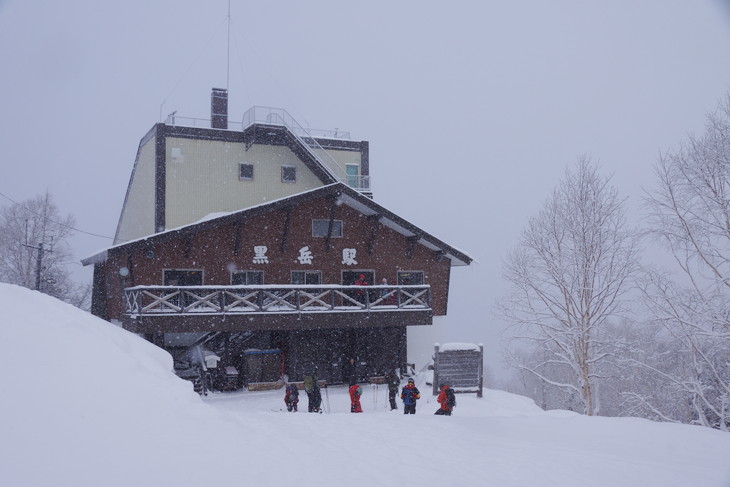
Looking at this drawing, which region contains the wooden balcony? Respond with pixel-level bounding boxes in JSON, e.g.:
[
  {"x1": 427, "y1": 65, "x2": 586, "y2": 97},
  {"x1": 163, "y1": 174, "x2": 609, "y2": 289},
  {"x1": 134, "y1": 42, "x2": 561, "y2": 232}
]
[{"x1": 122, "y1": 284, "x2": 432, "y2": 333}]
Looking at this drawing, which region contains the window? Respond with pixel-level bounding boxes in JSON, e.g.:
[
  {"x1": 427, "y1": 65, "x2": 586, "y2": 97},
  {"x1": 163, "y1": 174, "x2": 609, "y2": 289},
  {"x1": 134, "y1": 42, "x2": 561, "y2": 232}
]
[
  {"x1": 312, "y1": 219, "x2": 343, "y2": 237},
  {"x1": 346, "y1": 164, "x2": 359, "y2": 188},
  {"x1": 163, "y1": 269, "x2": 203, "y2": 286},
  {"x1": 163, "y1": 269, "x2": 203, "y2": 307},
  {"x1": 281, "y1": 165, "x2": 296, "y2": 183},
  {"x1": 239, "y1": 163, "x2": 254, "y2": 180},
  {"x1": 231, "y1": 270, "x2": 263, "y2": 285},
  {"x1": 397, "y1": 271, "x2": 423, "y2": 285},
  {"x1": 291, "y1": 271, "x2": 321, "y2": 285},
  {"x1": 171, "y1": 147, "x2": 184, "y2": 163}
]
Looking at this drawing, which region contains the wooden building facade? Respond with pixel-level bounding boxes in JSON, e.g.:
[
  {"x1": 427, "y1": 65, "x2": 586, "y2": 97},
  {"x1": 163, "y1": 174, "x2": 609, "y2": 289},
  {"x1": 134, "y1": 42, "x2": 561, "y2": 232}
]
[{"x1": 83, "y1": 92, "x2": 472, "y2": 389}]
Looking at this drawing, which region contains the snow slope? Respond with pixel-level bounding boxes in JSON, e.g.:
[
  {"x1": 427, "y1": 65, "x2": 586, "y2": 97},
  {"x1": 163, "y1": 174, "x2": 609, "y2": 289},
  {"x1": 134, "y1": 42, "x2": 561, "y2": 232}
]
[{"x1": 1, "y1": 283, "x2": 729, "y2": 487}]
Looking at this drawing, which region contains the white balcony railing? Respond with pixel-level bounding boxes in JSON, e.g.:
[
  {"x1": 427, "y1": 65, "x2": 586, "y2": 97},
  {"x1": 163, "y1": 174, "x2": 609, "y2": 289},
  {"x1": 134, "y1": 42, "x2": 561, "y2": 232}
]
[{"x1": 125, "y1": 284, "x2": 430, "y2": 317}]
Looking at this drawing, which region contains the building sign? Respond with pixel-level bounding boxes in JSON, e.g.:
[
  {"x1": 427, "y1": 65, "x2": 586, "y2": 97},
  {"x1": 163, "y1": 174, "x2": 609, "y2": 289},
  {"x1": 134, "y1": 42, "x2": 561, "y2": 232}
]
[
  {"x1": 297, "y1": 246, "x2": 313, "y2": 265},
  {"x1": 253, "y1": 246, "x2": 269, "y2": 264},
  {"x1": 342, "y1": 248, "x2": 358, "y2": 266}
]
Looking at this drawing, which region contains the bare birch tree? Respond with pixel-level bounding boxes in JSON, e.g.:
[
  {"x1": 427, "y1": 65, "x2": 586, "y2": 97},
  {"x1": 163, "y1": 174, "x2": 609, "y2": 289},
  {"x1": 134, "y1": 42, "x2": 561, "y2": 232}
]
[
  {"x1": 0, "y1": 191, "x2": 89, "y2": 308},
  {"x1": 642, "y1": 95, "x2": 730, "y2": 430},
  {"x1": 499, "y1": 157, "x2": 638, "y2": 415}
]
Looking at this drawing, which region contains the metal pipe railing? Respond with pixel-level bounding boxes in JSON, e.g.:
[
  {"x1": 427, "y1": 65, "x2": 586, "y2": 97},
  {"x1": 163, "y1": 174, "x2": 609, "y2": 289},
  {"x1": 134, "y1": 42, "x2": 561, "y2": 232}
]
[{"x1": 242, "y1": 106, "x2": 371, "y2": 192}]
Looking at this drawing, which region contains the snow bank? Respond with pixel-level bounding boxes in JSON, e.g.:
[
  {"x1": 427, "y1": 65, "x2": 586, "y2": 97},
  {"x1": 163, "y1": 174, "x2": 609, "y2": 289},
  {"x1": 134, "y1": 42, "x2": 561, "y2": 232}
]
[{"x1": 1, "y1": 283, "x2": 729, "y2": 487}]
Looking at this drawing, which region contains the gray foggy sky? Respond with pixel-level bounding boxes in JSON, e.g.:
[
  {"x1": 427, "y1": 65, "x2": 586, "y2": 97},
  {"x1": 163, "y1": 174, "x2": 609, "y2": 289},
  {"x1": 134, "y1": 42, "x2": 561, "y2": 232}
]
[{"x1": 2, "y1": 1, "x2": 730, "y2": 377}]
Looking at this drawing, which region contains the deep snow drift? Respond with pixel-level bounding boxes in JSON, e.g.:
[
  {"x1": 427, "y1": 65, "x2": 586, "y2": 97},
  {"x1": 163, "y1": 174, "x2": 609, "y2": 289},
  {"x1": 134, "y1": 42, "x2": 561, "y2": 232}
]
[{"x1": 1, "y1": 283, "x2": 729, "y2": 487}]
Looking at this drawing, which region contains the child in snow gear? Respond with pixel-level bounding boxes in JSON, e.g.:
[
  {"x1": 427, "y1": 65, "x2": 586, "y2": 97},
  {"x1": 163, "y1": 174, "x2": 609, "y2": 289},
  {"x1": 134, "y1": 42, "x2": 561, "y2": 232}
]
[
  {"x1": 349, "y1": 384, "x2": 363, "y2": 413},
  {"x1": 284, "y1": 383, "x2": 299, "y2": 412},
  {"x1": 384, "y1": 368, "x2": 400, "y2": 410},
  {"x1": 435, "y1": 384, "x2": 456, "y2": 416},
  {"x1": 400, "y1": 378, "x2": 420, "y2": 414},
  {"x1": 304, "y1": 374, "x2": 322, "y2": 413}
]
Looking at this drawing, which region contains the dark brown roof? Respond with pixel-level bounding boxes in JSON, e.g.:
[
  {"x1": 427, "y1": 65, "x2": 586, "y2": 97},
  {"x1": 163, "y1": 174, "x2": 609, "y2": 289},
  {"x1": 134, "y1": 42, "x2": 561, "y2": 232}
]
[{"x1": 83, "y1": 183, "x2": 473, "y2": 267}]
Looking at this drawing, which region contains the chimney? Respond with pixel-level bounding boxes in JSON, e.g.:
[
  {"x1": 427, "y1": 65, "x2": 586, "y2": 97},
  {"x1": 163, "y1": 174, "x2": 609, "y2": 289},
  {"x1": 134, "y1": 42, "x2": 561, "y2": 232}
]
[{"x1": 211, "y1": 88, "x2": 228, "y2": 129}]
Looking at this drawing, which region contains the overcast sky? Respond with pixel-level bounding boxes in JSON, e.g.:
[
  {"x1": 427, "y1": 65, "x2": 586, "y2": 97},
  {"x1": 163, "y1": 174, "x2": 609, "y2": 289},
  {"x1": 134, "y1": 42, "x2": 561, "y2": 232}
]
[{"x1": 2, "y1": 1, "x2": 730, "y2": 377}]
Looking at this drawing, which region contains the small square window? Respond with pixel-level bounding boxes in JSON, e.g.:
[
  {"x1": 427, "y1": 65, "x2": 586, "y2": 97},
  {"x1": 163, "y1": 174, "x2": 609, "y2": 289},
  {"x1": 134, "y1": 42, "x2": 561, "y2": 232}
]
[
  {"x1": 312, "y1": 219, "x2": 343, "y2": 237},
  {"x1": 282, "y1": 165, "x2": 296, "y2": 183},
  {"x1": 239, "y1": 163, "x2": 254, "y2": 180},
  {"x1": 171, "y1": 147, "x2": 184, "y2": 163}
]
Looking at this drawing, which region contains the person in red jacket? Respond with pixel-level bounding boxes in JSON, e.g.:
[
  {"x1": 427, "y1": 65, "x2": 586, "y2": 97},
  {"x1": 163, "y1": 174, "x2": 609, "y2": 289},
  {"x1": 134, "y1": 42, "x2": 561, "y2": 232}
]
[
  {"x1": 284, "y1": 383, "x2": 299, "y2": 412},
  {"x1": 354, "y1": 274, "x2": 368, "y2": 304},
  {"x1": 435, "y1": 384, "x2": 455, "y2": 416},
  {"x1": 349, "y1": 384, "x2": 363, "y2": 413}
]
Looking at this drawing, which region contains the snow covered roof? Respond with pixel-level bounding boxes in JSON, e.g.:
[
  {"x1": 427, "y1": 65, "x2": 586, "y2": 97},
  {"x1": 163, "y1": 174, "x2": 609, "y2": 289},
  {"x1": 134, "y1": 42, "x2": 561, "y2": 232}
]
[
  {"x1": 82, "y1": 183, "x2": 473, "y2": 267},
  {"x1": 437, "y1": 342, "x2": 483, "y2": 352}
]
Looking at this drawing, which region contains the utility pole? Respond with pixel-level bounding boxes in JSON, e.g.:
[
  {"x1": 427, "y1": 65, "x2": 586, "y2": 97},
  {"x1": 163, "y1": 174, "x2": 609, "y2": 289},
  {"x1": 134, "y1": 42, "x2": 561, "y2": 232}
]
[{"x1": 22, "y1": 241, "x2": 53, "y2": 292}]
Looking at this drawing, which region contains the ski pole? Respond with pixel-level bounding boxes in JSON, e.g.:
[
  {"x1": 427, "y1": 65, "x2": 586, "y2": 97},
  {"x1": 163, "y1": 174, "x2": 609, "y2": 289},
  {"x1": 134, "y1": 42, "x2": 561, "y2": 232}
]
[{"x1": 324, "y1": 382, "x2": 331, "y2": 414}]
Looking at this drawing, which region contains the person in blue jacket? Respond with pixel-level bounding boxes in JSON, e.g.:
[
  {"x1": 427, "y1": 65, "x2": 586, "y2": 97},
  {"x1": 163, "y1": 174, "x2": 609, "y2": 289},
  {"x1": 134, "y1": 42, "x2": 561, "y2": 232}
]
[{"x1": 400, "y1": 378, "x2": 421, "y2": 414}]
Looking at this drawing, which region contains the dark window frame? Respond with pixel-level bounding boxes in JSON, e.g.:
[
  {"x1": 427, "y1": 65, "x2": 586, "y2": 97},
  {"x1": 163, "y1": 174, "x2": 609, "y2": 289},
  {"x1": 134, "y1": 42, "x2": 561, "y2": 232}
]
[
  {"x1": 162, "y1": 269, "x2": 204, "y2": 286},
  {"x1": 281, "y1": 165, "x2": 297, "y2": 183},
  {"x1": 231, "y1": 270, "x2": 264, "y2": 285},
  {"x1": 239, "y1": 163, "x2": 254, "y2": 180},
  {"x1": 312, "y1": 219, "x2": 343, "y2": 238},
  {"x1": 397, "y1": 271, "x2": 424, "y2": 285},
  {"x1": 291, "y1": 270, "x2": 322, "y2": 285}
]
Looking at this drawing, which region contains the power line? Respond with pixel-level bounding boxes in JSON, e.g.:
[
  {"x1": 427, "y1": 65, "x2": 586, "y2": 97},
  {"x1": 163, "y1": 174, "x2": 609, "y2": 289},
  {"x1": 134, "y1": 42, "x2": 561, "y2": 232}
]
[{"x1": 0, "y1": 190, "x2": 114, "y2": 240}]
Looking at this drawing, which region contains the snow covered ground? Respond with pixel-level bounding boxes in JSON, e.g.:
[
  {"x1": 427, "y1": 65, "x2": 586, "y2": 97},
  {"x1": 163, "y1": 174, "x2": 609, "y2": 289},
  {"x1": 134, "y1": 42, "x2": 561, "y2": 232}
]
[{"x1": 2, "y1": 283, "x2": 729, "y2": 487}]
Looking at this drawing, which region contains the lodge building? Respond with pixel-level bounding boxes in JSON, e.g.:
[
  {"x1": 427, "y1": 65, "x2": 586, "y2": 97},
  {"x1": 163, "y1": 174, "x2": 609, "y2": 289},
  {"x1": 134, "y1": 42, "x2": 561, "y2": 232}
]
[{"x1": 83, "y1": 89, "x2": 472, "y2": 390}]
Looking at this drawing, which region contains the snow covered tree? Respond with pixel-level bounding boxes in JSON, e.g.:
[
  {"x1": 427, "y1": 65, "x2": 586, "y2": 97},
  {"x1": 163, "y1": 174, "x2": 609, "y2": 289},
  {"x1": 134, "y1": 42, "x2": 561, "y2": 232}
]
[
  {"x1": 0, "y1": 191, "x2": 89, "y2": 308},
  {"x1": 499, "y1": 157, "x2": 639, "y2": 415},
  {"x1": 641, "y1": 95, "x2": 730, "y2": 430}
]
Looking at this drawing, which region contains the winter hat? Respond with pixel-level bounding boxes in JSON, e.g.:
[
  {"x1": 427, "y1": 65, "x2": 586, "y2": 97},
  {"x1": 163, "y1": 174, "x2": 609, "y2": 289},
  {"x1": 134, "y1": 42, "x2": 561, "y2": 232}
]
[{"x1": 407, "y1": 378, "x2": 415, "y2": 383}]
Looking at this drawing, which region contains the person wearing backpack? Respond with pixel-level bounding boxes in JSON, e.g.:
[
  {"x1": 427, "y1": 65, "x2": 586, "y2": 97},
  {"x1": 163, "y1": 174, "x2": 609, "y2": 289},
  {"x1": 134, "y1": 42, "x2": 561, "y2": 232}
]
[
  {"x1": 400, "y1": 378, "x2": 421, "y2": 414},
  {"x1": 435, "y1": 384, "x2": 456, "y2": 416},
  {"x1": 384, "y1": 368, "x2": 400, "y2": 410},
  {"x1": 304, "y1": 373, "x2": 322, "y2": 413},
  {"x1": 349, "y1": 383, "x2": 363, "y2": 413},
  {"x1": 284, "y1": 383, "x2": 299, "y2": 412}
]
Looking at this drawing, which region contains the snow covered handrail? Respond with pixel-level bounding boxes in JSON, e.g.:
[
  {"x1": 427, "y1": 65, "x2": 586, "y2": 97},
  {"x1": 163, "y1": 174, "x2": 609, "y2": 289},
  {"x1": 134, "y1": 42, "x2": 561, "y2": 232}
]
[
  {"x1": 124, "y1": 284, "x2": 430, "y2": 316},
  {"x1": 241, "y1": 106, "x2": 371, "y2": 192}
]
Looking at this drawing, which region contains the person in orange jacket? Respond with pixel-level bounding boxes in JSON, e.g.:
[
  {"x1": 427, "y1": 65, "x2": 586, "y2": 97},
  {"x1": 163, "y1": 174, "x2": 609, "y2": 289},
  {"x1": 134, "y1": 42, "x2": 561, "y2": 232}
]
[{"x1": 435, "y1": 384, "x2": 455, "y2": 416}]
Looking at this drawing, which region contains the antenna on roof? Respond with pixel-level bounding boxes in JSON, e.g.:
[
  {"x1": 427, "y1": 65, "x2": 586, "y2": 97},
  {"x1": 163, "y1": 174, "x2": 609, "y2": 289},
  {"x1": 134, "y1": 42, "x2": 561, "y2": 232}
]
[{"x1": 226, "y1": 0, "x2": 231, "y2": 92}]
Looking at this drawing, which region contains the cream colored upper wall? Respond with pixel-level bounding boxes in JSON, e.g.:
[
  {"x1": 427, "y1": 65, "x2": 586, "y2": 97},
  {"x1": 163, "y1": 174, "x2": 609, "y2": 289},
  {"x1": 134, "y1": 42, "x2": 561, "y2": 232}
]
[
  {"x1": 115, "y1": 138, "x2": 156, "y2": 244},
  {"x1": 164, "y1": 138, "x2": 332, "y2": 230}
]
